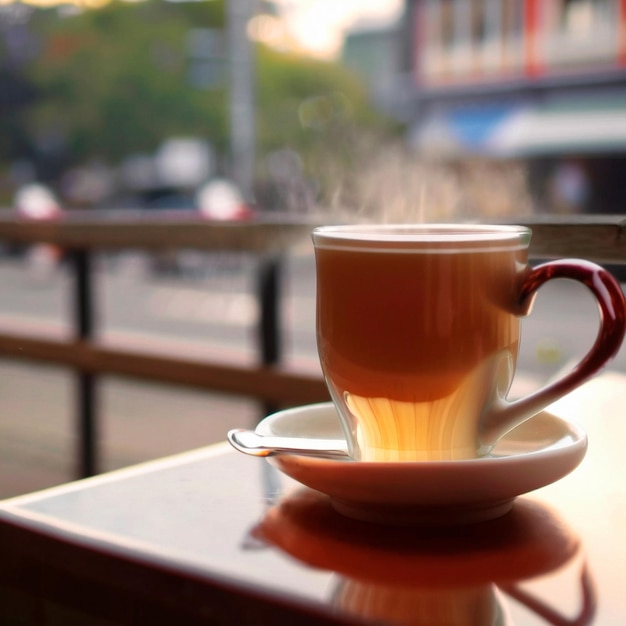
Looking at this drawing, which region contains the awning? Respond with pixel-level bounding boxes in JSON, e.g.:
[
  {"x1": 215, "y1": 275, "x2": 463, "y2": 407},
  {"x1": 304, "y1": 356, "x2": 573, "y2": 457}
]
[
  {"x1": 410, "y1": 103, "x2": 525, "y2": 157},
  {"x1": 487, "y1": 95, "x2": 626, "y2": 157}
]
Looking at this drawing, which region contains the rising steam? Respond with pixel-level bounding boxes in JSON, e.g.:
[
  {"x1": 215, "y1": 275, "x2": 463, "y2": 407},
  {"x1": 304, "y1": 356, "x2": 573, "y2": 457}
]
[{"x1": 305, "y1": 132, "x2": 534, "y2": 223}]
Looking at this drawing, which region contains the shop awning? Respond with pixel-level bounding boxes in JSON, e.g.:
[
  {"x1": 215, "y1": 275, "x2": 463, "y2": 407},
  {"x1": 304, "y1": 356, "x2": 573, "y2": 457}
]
[
  {"x1": 410, "y1": 103, "x2": 522, "y2": 157},
  {"x1": 488, "y1": 95, "x2": 626, "y2": 157}
]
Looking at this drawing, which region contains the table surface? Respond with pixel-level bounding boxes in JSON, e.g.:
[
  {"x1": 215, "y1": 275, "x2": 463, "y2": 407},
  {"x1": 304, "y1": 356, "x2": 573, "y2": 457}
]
[{"x1": 1, "y1": 372, "x2": 626, "y2": 625}]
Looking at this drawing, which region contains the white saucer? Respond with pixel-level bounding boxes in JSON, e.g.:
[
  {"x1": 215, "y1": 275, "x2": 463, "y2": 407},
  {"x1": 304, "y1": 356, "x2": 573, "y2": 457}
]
[{"x1": 256, "y1": 403, "x2": 588, "y2": 525}]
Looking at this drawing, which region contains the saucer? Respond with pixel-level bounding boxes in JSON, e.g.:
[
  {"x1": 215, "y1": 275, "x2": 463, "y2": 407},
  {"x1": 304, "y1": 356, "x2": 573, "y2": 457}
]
[{"x1": 255, "y1": 403, "x2": 587, "y2": 525}]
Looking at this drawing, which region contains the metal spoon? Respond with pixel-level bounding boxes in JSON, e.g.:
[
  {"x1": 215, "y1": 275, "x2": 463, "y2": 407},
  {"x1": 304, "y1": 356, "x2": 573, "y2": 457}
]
[{"x1": 227, "y1": 428, "x2": 349, "y2": 459}]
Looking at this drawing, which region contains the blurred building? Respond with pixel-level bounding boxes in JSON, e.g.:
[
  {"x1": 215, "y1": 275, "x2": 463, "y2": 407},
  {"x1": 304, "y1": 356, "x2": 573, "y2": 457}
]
[
  {"x1": 341, "y1": 18, "x2": 406, "y2": 117},
  {"x1": 402, "y1": 0, "x2": 626, "y2": 213}
]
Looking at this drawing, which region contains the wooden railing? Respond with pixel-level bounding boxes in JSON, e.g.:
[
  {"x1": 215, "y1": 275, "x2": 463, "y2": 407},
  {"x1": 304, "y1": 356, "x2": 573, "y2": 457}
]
[{"x1": 0, "y1": 210, "x2": 625, "y2": 478}]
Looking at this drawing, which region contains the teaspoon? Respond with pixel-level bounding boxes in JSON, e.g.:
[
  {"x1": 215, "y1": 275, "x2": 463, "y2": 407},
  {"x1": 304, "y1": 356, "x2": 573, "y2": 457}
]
[{"x1": 227, "y1": 429, "x2": 349, "y2": 459}]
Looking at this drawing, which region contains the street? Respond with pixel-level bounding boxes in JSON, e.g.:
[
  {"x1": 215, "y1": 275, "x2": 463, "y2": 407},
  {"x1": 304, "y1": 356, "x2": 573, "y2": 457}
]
[{"x1": 0, "y1": 250, "x2": 624, "y2": 497}]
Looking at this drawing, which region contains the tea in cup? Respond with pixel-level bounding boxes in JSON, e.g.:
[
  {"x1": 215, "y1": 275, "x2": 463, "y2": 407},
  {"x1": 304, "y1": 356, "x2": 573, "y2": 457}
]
[{"x1": 312, "y1": 224, "x2": 626, "y2": 462}]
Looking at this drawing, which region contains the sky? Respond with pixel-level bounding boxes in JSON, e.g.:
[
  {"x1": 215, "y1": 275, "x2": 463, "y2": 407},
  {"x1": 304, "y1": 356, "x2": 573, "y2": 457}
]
[{"x1": 277, "y1": 0, "x2": 402, "y2": 57}]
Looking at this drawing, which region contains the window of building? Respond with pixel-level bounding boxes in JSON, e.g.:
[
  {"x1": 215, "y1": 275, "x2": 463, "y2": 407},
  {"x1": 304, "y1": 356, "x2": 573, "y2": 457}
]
[
  {"x1": 471, "y1": 0, "x2": 487, "y2": 46},
  {"x1": 502, "y1": 0, "x2": 524, "y2": 70},
  {"x1": 545, "y1": 0, "x2": 618, "y2": 66},
  {"x1": 502, "y1": 0, "x2": 524, "y2": 40},
  {"x1": 440, "y1": 0, "x2": 455, "y2": 49},
  {"x1": 562, "y1": 0, "x2": 591, "y2": 32}
]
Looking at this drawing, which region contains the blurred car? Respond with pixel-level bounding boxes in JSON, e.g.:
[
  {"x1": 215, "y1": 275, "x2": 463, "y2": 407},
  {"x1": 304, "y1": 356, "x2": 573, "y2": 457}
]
[
  {"x1": 195, "y1": 179, "x2": 254, "y2": 221},
  {"x1": 14, "y1": 183, "x2": 62, "y2": 220},
  {"x1": 12, "y1": 183, "x2": 64, "y2": 274},
  {"x1": 143, "y1": 179, "x2": 254, "y2": 276}
]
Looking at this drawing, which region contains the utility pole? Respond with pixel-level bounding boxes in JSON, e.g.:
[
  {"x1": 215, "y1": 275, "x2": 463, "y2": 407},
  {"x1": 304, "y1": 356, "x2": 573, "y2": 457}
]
[{"x1": 227, "y1": 0, "x2": 256, "y2": 200}]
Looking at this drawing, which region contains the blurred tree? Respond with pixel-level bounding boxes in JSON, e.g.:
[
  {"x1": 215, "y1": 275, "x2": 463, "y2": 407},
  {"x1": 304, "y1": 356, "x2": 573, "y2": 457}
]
[
  {"x1": 17, "y1": 0, "x2": 391, "y2": 196},
  {"x1": 26, "y1": 0, "x2": 228, "y2": 164},
  {"x1": 255, "y1": 45, "x2": 394, "y2": 211},
  {"x1": 256, "y1": 46, "x2": 386, "y2": 155}
]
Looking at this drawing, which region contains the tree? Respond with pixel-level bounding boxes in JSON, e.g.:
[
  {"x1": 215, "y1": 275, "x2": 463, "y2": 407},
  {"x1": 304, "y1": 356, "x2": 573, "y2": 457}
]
[
  {"x1": 26, "y1": 0, "x2": 228, "y2": 164},
  {"x1": 18, "y1": 0, "x2": 392, "y2": 199}
]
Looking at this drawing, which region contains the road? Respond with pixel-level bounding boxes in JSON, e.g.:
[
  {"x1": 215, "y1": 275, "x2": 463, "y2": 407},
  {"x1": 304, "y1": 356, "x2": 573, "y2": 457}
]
[
  {"x1": 0, "y1": 250, "x2": 624, "y2": 497},
  {"x1": 1, "y1": 248, "x2": 625, "y2": 394},
  {"x1": 0, "y1": 251, "x2": 319, "y2": 368},
  {"x1": 2, "y1": 250, "x2": 624, "y2": 371}
]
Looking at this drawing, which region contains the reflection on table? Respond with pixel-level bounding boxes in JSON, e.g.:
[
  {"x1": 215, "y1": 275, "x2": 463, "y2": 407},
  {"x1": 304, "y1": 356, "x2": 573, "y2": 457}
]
[{"x1": 256, "y1": 488, "x2": 592, "y2": 626}]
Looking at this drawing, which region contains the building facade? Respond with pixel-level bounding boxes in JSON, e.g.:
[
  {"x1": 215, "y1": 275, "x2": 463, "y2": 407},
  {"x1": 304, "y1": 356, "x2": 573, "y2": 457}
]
[{"x1": 404, "y1": 0, "x2": 626, "y2": 213}]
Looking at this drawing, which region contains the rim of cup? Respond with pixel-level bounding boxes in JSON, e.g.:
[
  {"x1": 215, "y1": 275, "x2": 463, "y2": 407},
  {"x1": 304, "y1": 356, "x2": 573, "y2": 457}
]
[{"x1": 312, "y1": 224, "x2": 531, "y2": 252}]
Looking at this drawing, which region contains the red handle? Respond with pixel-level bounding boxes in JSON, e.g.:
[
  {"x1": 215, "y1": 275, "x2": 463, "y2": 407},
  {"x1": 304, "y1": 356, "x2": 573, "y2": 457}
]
[{"x1": 481, "y1": 259, "x2": 626, "y2": 447}]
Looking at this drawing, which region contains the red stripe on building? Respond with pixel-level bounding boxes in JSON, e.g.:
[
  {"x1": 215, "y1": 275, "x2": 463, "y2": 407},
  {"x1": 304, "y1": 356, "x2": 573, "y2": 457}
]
[{"x1": 524, "y1": 0, "x2": 543, "y2": 77}]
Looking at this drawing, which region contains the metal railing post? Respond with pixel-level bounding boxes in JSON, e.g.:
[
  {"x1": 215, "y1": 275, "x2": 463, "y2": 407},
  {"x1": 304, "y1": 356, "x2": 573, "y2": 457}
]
[
  {"x1": 70, "y1": 248, "x2": 97, "y2": 478},
  {"x1": 256, "y1": 254, "x2": 281, "y2": 419}
]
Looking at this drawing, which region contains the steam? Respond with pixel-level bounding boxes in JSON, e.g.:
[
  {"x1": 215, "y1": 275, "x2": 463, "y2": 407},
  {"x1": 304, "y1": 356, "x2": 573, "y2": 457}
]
[{"x1": 303, "y1": 132, "x2": 533, "y2": 223}]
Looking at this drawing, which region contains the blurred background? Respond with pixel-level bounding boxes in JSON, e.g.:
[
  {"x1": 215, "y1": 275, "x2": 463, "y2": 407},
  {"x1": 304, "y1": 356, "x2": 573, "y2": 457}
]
[{"x1": 1, "y1": 0, "x2": 626, "y2": 497}]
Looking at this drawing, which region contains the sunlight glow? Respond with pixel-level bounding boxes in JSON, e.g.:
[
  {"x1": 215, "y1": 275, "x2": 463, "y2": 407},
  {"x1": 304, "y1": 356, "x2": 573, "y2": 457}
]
[{"x1": 276, "y1": 0, "x2": 401, "y2": 57}]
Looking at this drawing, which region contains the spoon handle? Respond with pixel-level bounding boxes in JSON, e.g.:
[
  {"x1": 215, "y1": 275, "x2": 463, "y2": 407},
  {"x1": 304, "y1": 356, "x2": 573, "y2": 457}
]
[{"x1": 227, "y1": 429, "x2": 349, "y2": 459}]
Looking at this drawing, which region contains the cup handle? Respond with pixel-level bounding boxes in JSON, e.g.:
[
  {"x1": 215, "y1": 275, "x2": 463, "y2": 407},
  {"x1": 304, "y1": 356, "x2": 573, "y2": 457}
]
[
  {"x1": 481, "y1": 259, "x2": 626, "y2": 447},
  {"x1": 500, "y1": 561, "x2": 596, "y2": 626}
]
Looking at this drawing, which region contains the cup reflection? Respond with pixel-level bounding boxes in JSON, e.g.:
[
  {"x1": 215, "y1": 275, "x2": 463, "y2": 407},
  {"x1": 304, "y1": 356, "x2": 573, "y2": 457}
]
[{"x1": 254, "y1": 489, "x2": 594, "y2": 626}]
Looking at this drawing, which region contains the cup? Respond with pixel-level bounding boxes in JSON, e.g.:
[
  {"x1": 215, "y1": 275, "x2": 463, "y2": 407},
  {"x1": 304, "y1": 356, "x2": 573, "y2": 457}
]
[{"x1": 312, "y1": 224, "x2": 626, "y2": 462}]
